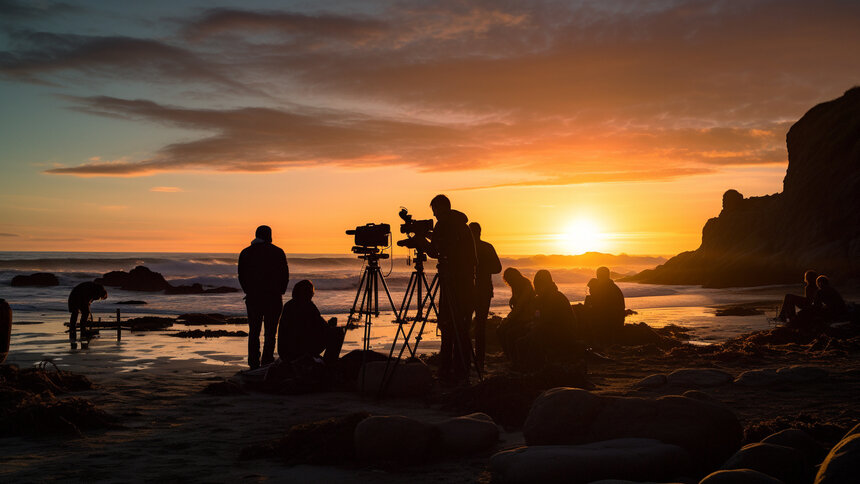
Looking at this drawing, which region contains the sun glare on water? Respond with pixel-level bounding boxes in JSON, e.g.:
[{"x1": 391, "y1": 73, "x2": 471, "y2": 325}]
[{"x1": 557, "y1": 218, "x2": 608, "y2": 255}]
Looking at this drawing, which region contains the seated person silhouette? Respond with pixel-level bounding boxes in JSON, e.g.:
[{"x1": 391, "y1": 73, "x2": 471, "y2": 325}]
[
  {"x1": 584, "y1": 266, "x2": 626, "y2": 341},
  {"x1": 496, "y1": 267, "x2": 536, "y2": 364},
  {"x1": 515, "y1": 270, "x2": 580, "y2": 369},
  {"x1": 68, "y1": 282, "x2": 107, "y2": 342},
  {"x1": 278, "y1": 280, "x2": 345, "y2": 365},
  {"x1": 775, "y1": 270, "x2": 818, "y2": 325},
  {"x1": 814, "y1": 275, "x2": 848, "y2": 322}
]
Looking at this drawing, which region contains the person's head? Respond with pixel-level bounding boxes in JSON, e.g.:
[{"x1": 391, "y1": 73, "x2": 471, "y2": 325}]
[
  {"x1": 430, "y1": 194, "x2": 451, "y2": 220},
  {"x1": 469, "y1": 222, "x2": 482, "y2": 240},
  {"x1": 816, "y1": 275, "x2": 830, "y2": 289},
  {"x1": 255, "y1": 225, "x2": 273, "y2": 243},
  {"x1": 96, "y1": 284, "x2": 108, "y2": 300},
  {"x1": 804, "y1": 269, "x2": 818, "y2": 285},
  {"x1": 533, "y1": 269, "x2": 556, "y2": 295},
  {"x1": 292, "y1": 279, "x2": 314, "y2": 301},
  {"x1": 596, "y1": 266, "x2": 611, "y2": 281},
  {"x1": 503, "y1": 267, "x2": 533, "y2": 295}
]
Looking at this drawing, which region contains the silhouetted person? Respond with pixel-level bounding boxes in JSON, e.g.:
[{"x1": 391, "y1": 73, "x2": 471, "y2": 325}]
[
  {"x1": 469, "y1": 222, "x2": 502, "y2": 372},
  {"x1": 278, "y1": 280, "x2": 345, "y2": 365},
  {"x1": 238, "y1": 225, "x2": 289, "y2": 370},
  {"x1": 814, "y1": 275, "x2": 848, "y2": 322},
  {"x1": 420, "y1": 194, "x2": 477, "y2": 382},
  {"x1": 496, "y1": 267, "x2": 536, "y2": 364},
  {"x1": 68, "y1": 282, "x2": 107, "y2": 341},
  {"x1": 775, "y1": 269, "x2": 818, "y2": 324},
  {"x1": 584, "y1": 266, "x2": 626, "y2": 341}
]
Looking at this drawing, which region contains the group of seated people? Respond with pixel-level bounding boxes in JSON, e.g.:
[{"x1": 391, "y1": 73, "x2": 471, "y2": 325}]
[
  {"x1": 776, "y1": 270, "x2": 850, "y2": 326},
  {"x1": 495, "y1": 266, "x2": 626, "y2": 369}
]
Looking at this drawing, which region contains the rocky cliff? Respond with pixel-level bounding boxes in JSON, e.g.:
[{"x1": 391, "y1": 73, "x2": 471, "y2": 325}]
[{"x1": 627, "y1": 87, "x2": 860, "y2": 288}]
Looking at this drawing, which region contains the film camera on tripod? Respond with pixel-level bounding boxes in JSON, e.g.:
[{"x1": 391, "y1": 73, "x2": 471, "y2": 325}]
[{"x1": 346, "y1": 223, "x2": 391, "y2": 257}]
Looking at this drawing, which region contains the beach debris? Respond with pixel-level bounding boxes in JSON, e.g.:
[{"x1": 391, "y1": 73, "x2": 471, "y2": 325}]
[
  {"x1": 241, "y1": 412, "x2": 371, "y2": 465},
  {"x1": 170, "y1": 329, "x2": 247, "y2": 338},
  {"x1": 116, "y1": 300, "x2": 147, "y2": 305},
  {"x1": 816, "y1": 430, "x2": 860, "y2": 483},
  {"x1": 435, "y1": 412, "x2": 499, "y2": 455},
  {"x1": 523, "y1": 388, "x2": 743, "y2": 472},
  {"x1": 719, "y1": 442, "x2": 810, "y2": 484},
  {"x1": 490, "y1": 438, "x2": 690, "y2": 484},
  {"x1": 354, "y1": 415, "x2": 438, "y2": 464},
  {"x1": 699, "y1": 468, "x2": 783, "y2": 484},
  {"x1": 1, "y1": 363, "x2": 116, "y2": 437},
  {"x1": 442, "y1": 363, "x2": 590, "y2": 428},
  {"x1": 122, "y1": 316, "x2": 175, "y2": 331},
  {"x1": 10, "y1": 272, "x2": 59, "y2": 287},
  {"x1": 177, "y1": 313, "x2": 232, "y2": 325}
]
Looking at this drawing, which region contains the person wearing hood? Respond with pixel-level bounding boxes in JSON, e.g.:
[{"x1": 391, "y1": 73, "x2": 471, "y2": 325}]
[
  {"x1": 423, "y1": 194, "x2": 477, "y2": 382},
  {"x1": 278, "y1": 280, "x2": 345, "y2": 365},
  {"x1": 584, "y1": 266, "x2": 626, "y2": 341},
  {"x1": 527, "y1": 269, "x2": 579, "y2": 365},
  {"x1": 238, "y1": 225, "x2": 289, "y2": 370}
]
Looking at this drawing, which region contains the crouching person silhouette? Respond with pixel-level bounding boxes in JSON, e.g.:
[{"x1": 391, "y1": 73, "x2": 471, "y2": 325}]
[
  {"x1": 68, "y1": 281, "x2": 107, "y2": 343},
  {"x1": 278, "y1": 280, "x2": 345, "y2": 365}
]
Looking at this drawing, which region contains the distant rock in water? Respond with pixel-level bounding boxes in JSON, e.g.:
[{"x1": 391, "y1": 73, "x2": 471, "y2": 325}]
[
  {"x1": 164, "y1": 283, "x2": 238, "y2": 295},
  {"x1": 11, "y1": 272, "x2": 59, "y2": 287},
  {"x1": 96, "y1": 266, "x2": 169, "y2": 292},
  {"x1": 627, "y1": 87, "x2": 860, "y2": 287}
]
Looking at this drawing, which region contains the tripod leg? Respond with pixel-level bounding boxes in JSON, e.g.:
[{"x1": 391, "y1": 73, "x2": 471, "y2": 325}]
[{"x1": 349, "y1": 267, "x2": 370, "y2": 325}]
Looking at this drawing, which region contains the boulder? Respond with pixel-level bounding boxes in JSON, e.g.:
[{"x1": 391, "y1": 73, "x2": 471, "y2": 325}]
[
  {"x1": 354, "y1": 415, "x2": 437, "y2": 463},
  {"x1": 95, "y1": 270, "x2": 128, "y2": 287},
  {"x1": 735, "y1": 368, "x2": 780, "y2": 386},
  {"x1": 761, "y1": 429, "x2": 827, "y2": 465},
  {"x1": 361, "y1": 359, "x2": 433, "y2": 397},
  {"x1": 523, "y1": 388, "x2": 743, "y2": 471},
  {"x1": 625, "y1": 87, "x2": 860, "y2": 288},
  {"x1": 10, "y1": 272, "x2": 59, "y2": 287},
  {"x1": 435, "y1": 413, "x2": 498, "y2": 455},
  {"x1": 666, "y1": 368, "x2": 734, "y2": 387},
  {"x1": 815, "y1": 433, "x2": 860, "y2": 484},
  {"x1": 720, "y1": 442, "x2": 809, "y2": 484},
  {"x1": 96, "y1": 266, "x2": 170, "y2": 292},
  {"x1": 774, "y1": 366, "x2": 827, "y2": 383},
  {"x1": 490, "y1": 438, "x2": 689, "y2": 484},
  {"x1": 700, "y1": 469, "x2": 784, "y2": 484},
  {"x1": 633, "y1": 374, "x2": 667, "y2": 388},
  {"x1": 1, "y1": 298, "x2": 11, "y2": 364}
]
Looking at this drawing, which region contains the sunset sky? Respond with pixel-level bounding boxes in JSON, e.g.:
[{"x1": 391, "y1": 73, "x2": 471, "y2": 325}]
[{"x1": 1, "y1": 0, "x2": 858, "y2": 256}]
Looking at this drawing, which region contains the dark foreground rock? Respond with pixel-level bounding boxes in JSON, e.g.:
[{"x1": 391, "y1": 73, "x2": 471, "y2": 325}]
[
  {"x1": 815, "y1": 432, "x2": 860, "y2": 484},
  {"x1": 490, "y1": 438, "x2": 689, "y2": 484},
  {"x1": 361, "y1": 359, "x2": 433, "y2": 397},
  {"x1": 700, "y1": 469, "x2": 784, "y2": 484},
  {"x1": 436, "y1": 412, "x2": 499, "y2": 455},
  {"x1": 626, "y1": 87, "x2": 860, "y2": 287},
  {"x1": 524, "y1": 388, "x2": 743, "y2": 471},
  {"x1": 0, "y1": 363, "x2": 116, "y2": 437},
  {"x1": 11, "y1": 272, "x2": 59, "y2": 287},
  {"x1": 354, "y1": 415, "x2": 438, "y2": 464},
  {"x1": 761, "y1": 428, "x2": 828, "y2": 466},
  {"x1": 177, "y1": 313, "x2": 244, "y2": 325},
  {"x1": 720, "y1": 442, "x2": 810, "y2": 484},
  {"x1": 96, "y1": 266, "x2": 170, "y2": 292}
]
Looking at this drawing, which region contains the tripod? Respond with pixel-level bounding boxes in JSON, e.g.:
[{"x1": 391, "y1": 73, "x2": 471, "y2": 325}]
[{"x1": 347, "y1": 247, "x2": 400, "y2": 392}]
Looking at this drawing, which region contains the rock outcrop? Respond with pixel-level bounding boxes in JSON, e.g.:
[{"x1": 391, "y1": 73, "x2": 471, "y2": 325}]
[
  {"x1": 627, "y1": 87, "x2": 860, "y2": 287},
  {"x1": 10, "y1": 273, "x2": 59, "y2": 287},
  {"x1": 96, "y1": 266, "x2": 237, "y2": 294}
]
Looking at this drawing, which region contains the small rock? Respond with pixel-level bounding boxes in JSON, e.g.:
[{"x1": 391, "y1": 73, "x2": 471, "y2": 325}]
[
  {"x1": 354, "y1": 415, "x2": 437, "y2": 463},
  {"x1": 10, "y1": 272, "x2": 59, "y2": 287},
  {"x1": 775, "y1": 366, "x2": 827, "y2": 383},
  {"x1": 633, "y1": 374, "x2": 667, "y2": 388},
  {"x1": 734, "y1": 368, "x2": 779, "y2": 386},
  {"x1": 666, "y1": 368, "x2": 733, "y2": 387},
  {"x1": 815, "y1": 433, "x2": 860, "y2": 484},
  {"x1": 761, "y1": 429, "x2": 827, "y2": 465},
  {"x1": 361, "y1": 359, "x2": 433, "y2": 397},
  {"x1": 490, "y1": 438, "x2": 689, "y2": 484},
  {"x1": 700, "y1": 469, "x2": 784, "y2": 484},
  {"x1": 720, "y1": 442, "x2": 808, "y2": 484},
  {"x1": 435, "y1": 413, "x2": 499, "y2": 455}
]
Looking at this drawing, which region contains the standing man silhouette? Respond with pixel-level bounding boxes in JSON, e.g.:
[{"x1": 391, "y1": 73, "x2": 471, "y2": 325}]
[
  {"x1": 469, "y1": 222, "x2": 501, "y2": 372},
  {"x1": 238, "y1": 225, "x2": 289, "y2": 369}
]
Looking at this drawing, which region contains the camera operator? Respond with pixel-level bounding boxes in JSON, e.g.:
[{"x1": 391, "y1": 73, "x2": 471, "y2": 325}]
[{"x1": 419, "y1": 194, "x2": 478, "y2": 382}]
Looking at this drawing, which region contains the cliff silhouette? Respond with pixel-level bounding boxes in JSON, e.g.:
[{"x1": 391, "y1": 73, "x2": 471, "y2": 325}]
[{"x1": 627, "y1": 87, "x2": 860, "y2": 288}]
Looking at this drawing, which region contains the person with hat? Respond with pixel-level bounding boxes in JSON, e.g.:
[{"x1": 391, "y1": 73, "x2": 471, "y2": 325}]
[{"x1": 238, "y1": 225, "x2": 289, "y2": 369}]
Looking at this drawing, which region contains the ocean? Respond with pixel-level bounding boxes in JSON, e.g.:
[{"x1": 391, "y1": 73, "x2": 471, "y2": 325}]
[{"x1": 0, "y1": 251, "x2": 787, "y2": 370}]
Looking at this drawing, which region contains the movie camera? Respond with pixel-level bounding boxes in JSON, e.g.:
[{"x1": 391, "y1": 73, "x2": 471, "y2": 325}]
[
  {"x1": 346, "y1": 223, "x2": 390, "y2": 256},
  {"x1": 396, "y1": 208, "x2": 433, "y2": 251}
]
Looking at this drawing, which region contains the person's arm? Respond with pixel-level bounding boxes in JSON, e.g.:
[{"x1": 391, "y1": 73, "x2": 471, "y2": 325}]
[
  {"x1": 237, "y1": 250, "x2": 248, "y2": 293},
  {"x1": 279, "y1": 250, "x2": 289, "y2": 295},
  {"x1": 487, "y1": 244, "x2": 502, "y2": 274}
]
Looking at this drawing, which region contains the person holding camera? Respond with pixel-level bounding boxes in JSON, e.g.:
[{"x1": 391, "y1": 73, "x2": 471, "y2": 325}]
[
  {"x1": 422, "y1": 194, "x2": 478, "y2": 383},
  {"x1": 238, "y1": 225, "x2": 289, "y2": 370}
]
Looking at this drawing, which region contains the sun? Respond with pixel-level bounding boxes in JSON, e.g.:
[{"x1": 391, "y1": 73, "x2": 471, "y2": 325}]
[{"x1": 557, "y1": 218, "x2": 607, "y2": 255}]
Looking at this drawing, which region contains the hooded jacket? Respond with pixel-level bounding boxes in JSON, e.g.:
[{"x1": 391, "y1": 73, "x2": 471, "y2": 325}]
[
  {"x1": 238, "y1": 241, "x2": 289, "y2": 297},
  {"x1": 429, "y1": 209, "x2": 477, "y2": 281}
]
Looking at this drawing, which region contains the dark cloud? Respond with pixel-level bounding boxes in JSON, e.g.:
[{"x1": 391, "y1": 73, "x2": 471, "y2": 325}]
[
  {"x1": 0, "y1": 31, "x2": 244, "y2": 90},
  {"x1": 0, "y1": 232, "x2": 19, "y2": 237},
  {"x1": 0, "y1": 0, "x2": 77, "y2": 20}
]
